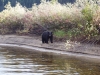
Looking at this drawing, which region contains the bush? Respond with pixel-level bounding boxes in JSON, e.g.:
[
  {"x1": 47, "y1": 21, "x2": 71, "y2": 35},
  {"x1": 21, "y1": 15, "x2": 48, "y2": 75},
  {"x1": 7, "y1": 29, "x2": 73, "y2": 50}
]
[{"x1": 0, "y1": 0, "x2": 100, "y2": 43}]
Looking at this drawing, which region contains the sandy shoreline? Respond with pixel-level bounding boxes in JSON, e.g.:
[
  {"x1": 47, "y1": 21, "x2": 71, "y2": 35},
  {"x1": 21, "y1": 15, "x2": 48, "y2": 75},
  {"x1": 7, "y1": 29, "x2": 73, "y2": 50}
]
[{"x1": 0, "y1": 35, "x2": 100, "y2": 62}]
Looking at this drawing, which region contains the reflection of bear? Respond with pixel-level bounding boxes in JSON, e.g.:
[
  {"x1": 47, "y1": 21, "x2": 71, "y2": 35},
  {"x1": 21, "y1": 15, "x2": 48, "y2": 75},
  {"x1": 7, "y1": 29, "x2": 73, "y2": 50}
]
[{"x1": 42, "y1": 31, "x2": 53, "y2": 43}]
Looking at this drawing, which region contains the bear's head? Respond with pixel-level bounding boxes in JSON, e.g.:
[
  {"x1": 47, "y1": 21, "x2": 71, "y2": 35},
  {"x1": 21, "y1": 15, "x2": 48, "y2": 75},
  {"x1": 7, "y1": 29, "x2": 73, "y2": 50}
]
[{"x1": 48, "y1": 32, "x2": 53, "y2": 37}]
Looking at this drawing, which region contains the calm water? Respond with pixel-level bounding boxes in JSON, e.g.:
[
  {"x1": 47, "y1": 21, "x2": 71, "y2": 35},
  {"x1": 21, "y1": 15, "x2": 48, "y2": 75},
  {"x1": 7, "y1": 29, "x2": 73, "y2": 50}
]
[{"x1": 0, "y1": 47, "x2": 100, "y2": 75}]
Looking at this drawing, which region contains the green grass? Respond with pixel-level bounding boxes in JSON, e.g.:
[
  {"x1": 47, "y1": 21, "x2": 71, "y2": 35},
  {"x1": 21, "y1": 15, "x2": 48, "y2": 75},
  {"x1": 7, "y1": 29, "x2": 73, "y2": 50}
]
[{"x1": 54, "y1": 30, "x2": 66, "y2": 38}]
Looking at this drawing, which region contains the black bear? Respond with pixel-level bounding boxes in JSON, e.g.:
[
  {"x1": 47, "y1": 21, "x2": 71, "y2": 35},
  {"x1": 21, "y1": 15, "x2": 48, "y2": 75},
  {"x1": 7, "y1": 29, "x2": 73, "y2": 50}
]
[{"x1": 42, "y1": 31, "x2": 53, "y2": 43}]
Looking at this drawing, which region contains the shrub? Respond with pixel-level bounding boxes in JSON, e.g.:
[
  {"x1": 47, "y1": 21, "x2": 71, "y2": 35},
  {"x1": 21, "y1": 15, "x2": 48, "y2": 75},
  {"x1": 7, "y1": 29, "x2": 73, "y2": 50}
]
[{"x1": 0, "y1": 0, "x2": 100, "y2": 43}]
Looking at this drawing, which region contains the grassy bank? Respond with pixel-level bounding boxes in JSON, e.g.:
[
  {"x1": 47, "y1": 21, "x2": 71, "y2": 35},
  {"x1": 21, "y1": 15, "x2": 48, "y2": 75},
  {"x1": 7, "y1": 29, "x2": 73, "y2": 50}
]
[{"x1": 0, "y1": 0, "x2": 100, "y2": 44}]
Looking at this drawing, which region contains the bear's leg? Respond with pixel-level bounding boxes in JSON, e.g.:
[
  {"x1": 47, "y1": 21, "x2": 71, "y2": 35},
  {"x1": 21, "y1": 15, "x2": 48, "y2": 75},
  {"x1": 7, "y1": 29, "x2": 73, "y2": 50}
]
[
  {"x1": 42, "y1": 37, "x2": 45, "y2": 43},
  {"x1": 50, "y1": 36, "x2": 53, "y2": 43},
  {"x1": 42, "y1": 39, "x2": 44, "y2": 43},
  {"x1": 45, "y1": 39, "x2": 48, "y2": 44}
]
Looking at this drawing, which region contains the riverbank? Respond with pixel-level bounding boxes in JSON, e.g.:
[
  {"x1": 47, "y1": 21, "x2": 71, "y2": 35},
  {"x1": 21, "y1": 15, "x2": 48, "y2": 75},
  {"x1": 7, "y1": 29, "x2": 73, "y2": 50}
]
[{"x1": 0, "y1": 35, "x2": 100, "y2": 59}]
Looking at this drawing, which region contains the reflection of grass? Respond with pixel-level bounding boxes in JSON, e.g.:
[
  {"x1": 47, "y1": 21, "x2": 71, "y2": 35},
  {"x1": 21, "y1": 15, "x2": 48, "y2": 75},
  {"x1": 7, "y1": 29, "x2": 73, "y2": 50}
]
[{"x1": 54, "y1": 30, "x2": 66, "y2": 38}]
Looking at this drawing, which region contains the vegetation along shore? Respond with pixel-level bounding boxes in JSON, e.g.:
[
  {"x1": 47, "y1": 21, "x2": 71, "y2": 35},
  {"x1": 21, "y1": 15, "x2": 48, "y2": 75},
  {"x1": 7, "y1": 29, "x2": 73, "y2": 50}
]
[{"x1": 0, "y1": 0, "x2": 100, "y2": 56}]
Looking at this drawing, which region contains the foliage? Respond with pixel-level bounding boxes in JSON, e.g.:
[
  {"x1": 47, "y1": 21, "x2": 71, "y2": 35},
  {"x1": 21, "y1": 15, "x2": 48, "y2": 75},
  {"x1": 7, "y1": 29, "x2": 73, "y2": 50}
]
[
  {"x1": 0, "y1": 0, "x2": 100, "y2": 43},
  {"x1": 81, "y1": 3, "x2": 94, "y2": 39},
  {"x1": 0, "y1": 0, "x2": 75, "y2": 11}
]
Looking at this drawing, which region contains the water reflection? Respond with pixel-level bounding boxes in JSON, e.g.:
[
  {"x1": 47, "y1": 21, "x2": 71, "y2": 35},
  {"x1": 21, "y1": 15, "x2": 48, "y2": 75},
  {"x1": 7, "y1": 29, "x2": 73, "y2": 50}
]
[{"x1": 0, "y1": 47, "x2": 100, "y2": 75}]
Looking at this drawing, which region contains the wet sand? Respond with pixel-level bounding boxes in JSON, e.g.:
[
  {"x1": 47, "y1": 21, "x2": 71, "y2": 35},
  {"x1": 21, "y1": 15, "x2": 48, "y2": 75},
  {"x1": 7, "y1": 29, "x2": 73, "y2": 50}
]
[{"x1": 0, "y1": 35, "x2": 100, "y2": 62}]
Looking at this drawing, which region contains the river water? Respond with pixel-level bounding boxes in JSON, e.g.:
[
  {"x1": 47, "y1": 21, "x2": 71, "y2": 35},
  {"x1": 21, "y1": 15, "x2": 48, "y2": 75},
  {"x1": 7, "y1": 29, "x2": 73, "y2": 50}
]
[{"x1": 0, "y1": 46, "x2": 100, "y2": 75}]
